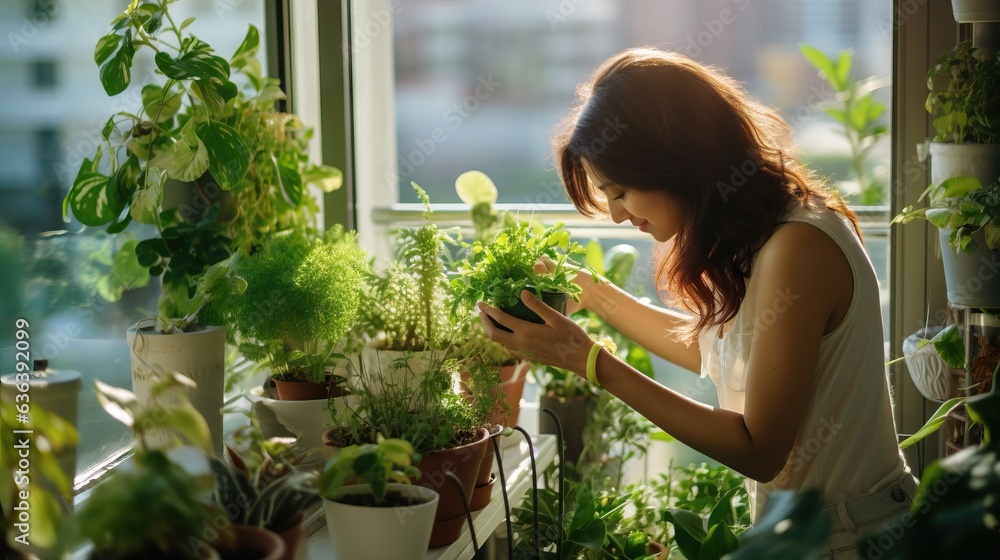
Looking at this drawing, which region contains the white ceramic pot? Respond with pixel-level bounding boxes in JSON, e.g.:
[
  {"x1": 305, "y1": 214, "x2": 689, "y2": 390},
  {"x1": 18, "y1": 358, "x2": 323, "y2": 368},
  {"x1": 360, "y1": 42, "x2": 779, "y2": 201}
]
[
  {"x1": 127, "y1": 323, "x2": 226, "y2": 454},
  {"x1": 928, "y1": 142, "x2": 1000, "y2": 188},
  {"x1": 245, "y1": 388, "x2": 357, "y2": 459},
  {"x1": 323, "y1": 484, "x2": 438, "y2": 560},
  {"x1": 950, "y1": 0, "x2": 1000, "y2": 22},
  {"x1": 902, "y1": 327, "x2": 952, "y2": 402}
]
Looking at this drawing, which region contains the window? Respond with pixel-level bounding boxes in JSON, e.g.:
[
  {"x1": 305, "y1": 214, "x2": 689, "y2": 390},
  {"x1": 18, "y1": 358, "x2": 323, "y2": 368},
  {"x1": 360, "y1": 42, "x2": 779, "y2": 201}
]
[
  {"x1": 341, "y1": 0, "x2": 892, "y2": 466},
  {"x1": 0, "y1": 0, "x2": 267, "y2": 488}
]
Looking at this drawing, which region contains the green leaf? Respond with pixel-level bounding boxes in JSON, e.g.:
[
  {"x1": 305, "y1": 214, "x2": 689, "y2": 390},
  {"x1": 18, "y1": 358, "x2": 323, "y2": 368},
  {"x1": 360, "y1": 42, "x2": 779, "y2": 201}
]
[
  {"x1": 179, "y1": 16, "x2": 196, "y2": 31},
  {"x1": 99, "y1": 30, "x2": 135, "y2": 96},
  {"x1": 825, "y1": 107, "x2": 848, "y2": 124},
  {"x1": 98, "y1": 239, "x2": 151, "y2": 302},
  {"x1": 141, "y1": 84, "x2": 182, "y2": 123},
  {"x1": 156, "y1": 118, "x2": 209, "y2": 182},
  {"x1": 455, "y1": 170, "x2": 498, "y2": 205},
  {"x1": 585, "y1": 239, "x2": 605, "y2": 275},
  {"x1": 276, "y1": 152, "x2": 303, "y2": 206},
  {"x1": 94, "y1": 379, "x2": 138, "y2": 428},
  {"x1": 232, "y1": 25, "x2": 260, "y2": 62},
  {"x1": 664, "y1": 509, "x2": 707, "y2": 560},
  {"x1": 566, "y1": 517, "x2": 606, "y2": 550},
  {"x1": 938, "y1": 175, "x2": 982, "y2": 199},
  {"x1": 154, "y1": 401, "x2": 214, "y2": 453},
  {"x1": 302, "y1": 164, "x2": 343, "y2": 193},
  {"x1": 834, "y1": 50, "x2": 852, "y2": 92},
  {"x1": 191, "y1": 78, "x2": 239, "y2": 116},
  {"x1": 899, "y1": 396, "x2": 965, "y2": 449},
  {"x1": 26, "y1": 489, "x2": 63, "y2": 548},
  {"x1": 930, "y1": 324, "x2": 965, "y2": 368},
  {"x1": 69, "y1": 169, "x2": 119, "y2": 226},
  {"x1": 799, "y1": 45, "x2": 836, "y2": 84},
  {"x1": 984, "y1": 222, "x2": 1000, "y2": 250},
  {"x1": 196, "y1": 121, "x2": 249, "y2": 190},
  {"x1": 649, "y1": 429, "x2": 675, "y2": 442},
  {"x1": 102, "y1": 116, "x2": 117, "y2": 140},
  {"x1": 623, "y1": 531, "x2": 650, "y2": 559},
  {"x1": 154, "y1": 50, "x2": 231, "y2": 82},
  {"x1": 707, "y1": 486, "x2": 743, "y2": 529},
  {"x1": 94, "y1": 33, "x2": 123, "y2": 65},
  {"x1": 925, "y1": 208, "x2": 953, "y2": 229},
  {"x1": 130, "y1": 183, "x2": 162, "y2": 225},
  {"x1": 700, "y1": 521, "x2": 739, "y2": 560}
]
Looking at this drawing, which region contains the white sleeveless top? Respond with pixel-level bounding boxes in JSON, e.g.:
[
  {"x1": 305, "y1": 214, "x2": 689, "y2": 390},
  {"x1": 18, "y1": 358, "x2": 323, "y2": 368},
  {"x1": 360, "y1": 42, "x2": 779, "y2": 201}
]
[{"x1": 698, "y1": 199, "x2": 908, "y2": 518}]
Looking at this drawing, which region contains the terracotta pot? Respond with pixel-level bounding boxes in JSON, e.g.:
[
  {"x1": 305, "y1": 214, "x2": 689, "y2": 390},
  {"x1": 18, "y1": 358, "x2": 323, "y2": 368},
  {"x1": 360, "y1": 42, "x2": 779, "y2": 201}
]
[
  {"x1": 214, "y1": 524, "x2": 285, "y2": 560},
  {"x1": 539, "y1": 393, "x2": 596, "y2": 465},
  {"x1": 272, "y1": 376, "x2": 348, "y2": 401},
  {"x1": 430, "y1": 513, "x2": 469, "y2": 549},
  {"x1": 273, "y1": 512, "x2": 303, "y2": 560},
  {"x1": 415, "y1": 428, "x2": 490, "y2": 547},
  {"x1": 470, "y1": 473, "x2": 497, "y2": 511},
  {"x1": 475, "y1": 437, "x2": 495, "y2": 486}
]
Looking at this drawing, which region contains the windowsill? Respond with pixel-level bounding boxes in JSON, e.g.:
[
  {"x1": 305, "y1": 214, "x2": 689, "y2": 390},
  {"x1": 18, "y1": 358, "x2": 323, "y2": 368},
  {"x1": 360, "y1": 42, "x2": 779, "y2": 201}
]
[{"x1": 302, "y1": 408, "x2": 555, "y2": 560}]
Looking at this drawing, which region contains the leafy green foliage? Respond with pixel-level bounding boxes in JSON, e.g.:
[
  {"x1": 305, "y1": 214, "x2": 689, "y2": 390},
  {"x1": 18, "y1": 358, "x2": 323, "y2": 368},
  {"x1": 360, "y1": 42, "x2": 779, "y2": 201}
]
[
  {"x1": 317, "y1": 438, "x2": 421, "y2": 503},
  {"x1": 73, "y1": 371, "x2": 219, "y2": 560},
  {"x1": 926, "y1": 40, "x2": 1000, "y2": 144},
  {"x1": 728, "y1": 489, "x2": 829, "y2": 560},
  {"x1": 209, "y1": 424, "x2": 319, "y2": 531},
  {"x1": 800, "y1": 45, "x2": 888, "y2": 205},
  {"x1": 893, "y1": 175, "x2": 1000, "y2": 253},
  {"x1": 451, "y1": 221, "x2": 587, "y2": 314},
  {"x1": 65, "y1": 0, "x2": 342, "y2": 322},
  {"x1": 227, "y1": 227, "x2": 370, "y2": 382}
]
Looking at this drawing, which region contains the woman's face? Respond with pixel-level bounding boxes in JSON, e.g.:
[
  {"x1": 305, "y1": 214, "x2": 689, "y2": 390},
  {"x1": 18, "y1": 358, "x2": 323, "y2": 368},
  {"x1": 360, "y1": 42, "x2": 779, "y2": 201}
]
[{"x1": 581, "y1": 159, "x2": 683, "y2": 243}]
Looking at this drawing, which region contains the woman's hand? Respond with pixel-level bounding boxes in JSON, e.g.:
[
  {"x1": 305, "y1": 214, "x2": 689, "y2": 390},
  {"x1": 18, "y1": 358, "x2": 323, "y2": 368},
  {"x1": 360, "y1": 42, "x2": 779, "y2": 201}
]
[
  {"x1": 478, "y1": 290, "x2": 593, "y2": 375},
  {"x1": 535, "y1": 256, "x2": 604, "y2": 315}
]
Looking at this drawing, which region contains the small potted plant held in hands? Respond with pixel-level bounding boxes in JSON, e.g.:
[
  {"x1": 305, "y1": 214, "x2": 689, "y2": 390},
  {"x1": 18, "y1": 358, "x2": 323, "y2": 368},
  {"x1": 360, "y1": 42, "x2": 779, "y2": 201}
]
[
  {"x1": 452, "y1": 220, "x2": 592, "y2": 332},
  {"x1": 318, "y1": 437, "x2": 437, "y2": 560}
]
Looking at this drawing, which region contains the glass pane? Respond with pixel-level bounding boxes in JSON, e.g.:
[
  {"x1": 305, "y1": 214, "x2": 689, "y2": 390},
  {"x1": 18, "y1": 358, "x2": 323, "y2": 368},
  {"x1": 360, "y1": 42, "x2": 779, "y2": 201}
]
[
  {"x1": 393, "y1": 0, "x2": 892, "y2": 328},
  {"x1": 0, "y1": 0, "x2": 266, "y2": 481}
]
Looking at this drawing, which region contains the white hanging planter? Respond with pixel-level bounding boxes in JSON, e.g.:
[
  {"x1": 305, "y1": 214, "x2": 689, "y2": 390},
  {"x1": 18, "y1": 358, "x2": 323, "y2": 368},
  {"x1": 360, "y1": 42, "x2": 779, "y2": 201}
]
[
  {"x1": 323, "y1": 484, "x2": 438, "y2": 559},
  {"x1": 902, "y1": 327, "x2": 952, "y2": 402},
  {"x1": 127, "y1": 322, "x2": 226, "y2": 454},
  {"x1": 950, "y1": 0, "x2": 1000, "y2": 22}
]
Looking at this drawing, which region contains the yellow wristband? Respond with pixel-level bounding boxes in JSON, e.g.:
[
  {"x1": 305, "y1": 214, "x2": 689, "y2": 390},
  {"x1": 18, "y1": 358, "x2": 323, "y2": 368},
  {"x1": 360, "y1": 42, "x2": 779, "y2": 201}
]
[{"x1": 586, "y1": 341, "x2": 603, "y2": 387}]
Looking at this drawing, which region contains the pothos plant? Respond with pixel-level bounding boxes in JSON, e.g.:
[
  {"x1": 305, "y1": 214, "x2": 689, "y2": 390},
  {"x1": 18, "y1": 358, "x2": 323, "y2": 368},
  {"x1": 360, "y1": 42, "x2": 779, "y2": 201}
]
[
  {"x1": 317, "y1": 437, "x2": 422, "y2": 506},
  {"x1": 893, "y1": 175, "x2": 1000, "y2": 254},
  {"x1": 65, "y1": 0, "x2": 342, "y2": 327}
]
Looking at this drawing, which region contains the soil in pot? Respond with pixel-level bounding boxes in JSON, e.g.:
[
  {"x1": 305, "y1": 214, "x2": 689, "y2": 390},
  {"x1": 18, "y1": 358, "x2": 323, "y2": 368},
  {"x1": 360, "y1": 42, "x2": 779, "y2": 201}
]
[
  {"x1": 334, "y1": 489, "x2": 431, "y2": 508},
  {"x1": 492, "y1": 290, "x2": 571, "y2": 332}
]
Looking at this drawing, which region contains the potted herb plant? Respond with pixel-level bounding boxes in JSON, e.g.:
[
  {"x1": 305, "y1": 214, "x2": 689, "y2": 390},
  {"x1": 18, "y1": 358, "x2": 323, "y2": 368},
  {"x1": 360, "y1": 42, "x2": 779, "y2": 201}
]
[
  {"x1": 359, "y1": 184, "x2": 460, "y2": 384},
  {"x1": 209, "y1": 423, "x2": 319, "y2": 560},
  {"x1": 893, "y1": 175, "x2": 1000, "y2": 307},
  {"x1": 451, "y1": 220, "x2": 589, "y2": 332},
  {"x1": 326, "y1": 357, "x2": 490, "y2": 547},
  {"x1": 227, "y1": 227, "x2": 369, "y2": 401},
  {"x1": 318, "y1": 437, "x2": 438, "y2": 560}
]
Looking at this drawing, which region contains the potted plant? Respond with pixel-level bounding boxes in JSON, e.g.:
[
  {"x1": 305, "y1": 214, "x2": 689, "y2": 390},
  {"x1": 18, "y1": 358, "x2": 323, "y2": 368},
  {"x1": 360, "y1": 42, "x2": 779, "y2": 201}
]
[
  {"x1": 317, "y1": 437, "x2": 438, "y2": 560},
  {"x1": 326, "y1": 357, "x2": 490, "y2": 547},
  {"x1": 209, "y1": 422, "x2": 319, "y2": 560},
  {"x1": 65, "y1": 0, "x2": 342, "y2": 316},
  {"x1": 451, "y1": 220, "x2": 589, "y2": 332},
  {"x1": 360, "y1": 184, "x2": 460, "y2": 383},
  {"x1": 227, "y1": 226, "x2": 369, "y2": 401},
  {"x1": 64, "y1": 0, "x2": 342, "y2": 451},
  {"x1": 893, "y1": 175, "x2": 1000, "y2": 307}
]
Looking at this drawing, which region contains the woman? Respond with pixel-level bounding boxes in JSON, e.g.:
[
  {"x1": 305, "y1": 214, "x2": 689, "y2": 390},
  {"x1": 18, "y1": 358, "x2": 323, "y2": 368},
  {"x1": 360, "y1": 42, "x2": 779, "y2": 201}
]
[{"x1": 477, "y1": 48, "x2": 916, "y2": 557}]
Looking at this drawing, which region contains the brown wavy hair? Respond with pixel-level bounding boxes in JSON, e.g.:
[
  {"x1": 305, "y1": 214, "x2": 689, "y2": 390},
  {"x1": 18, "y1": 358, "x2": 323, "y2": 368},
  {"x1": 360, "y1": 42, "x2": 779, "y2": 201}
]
[{"x1": 552, "y1": 48, "x2": 859, "y2": 335}]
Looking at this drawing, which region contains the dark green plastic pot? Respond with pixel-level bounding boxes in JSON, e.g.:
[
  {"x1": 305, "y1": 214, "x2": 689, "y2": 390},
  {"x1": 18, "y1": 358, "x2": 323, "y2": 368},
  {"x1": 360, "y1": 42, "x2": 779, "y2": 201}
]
[{"x1": 492, "y1": 290, "x2": 571, "y2": 333}]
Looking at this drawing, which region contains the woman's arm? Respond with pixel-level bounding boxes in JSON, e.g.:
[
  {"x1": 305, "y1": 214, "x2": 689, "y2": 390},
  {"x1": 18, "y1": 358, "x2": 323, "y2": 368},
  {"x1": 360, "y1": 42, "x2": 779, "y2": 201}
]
[
  {"x1": 578, "y1": 274, "x2": 701, "y2": 373},
  {"x1": 482, "y1": 223, "x2": 849, "y2": 482}
]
